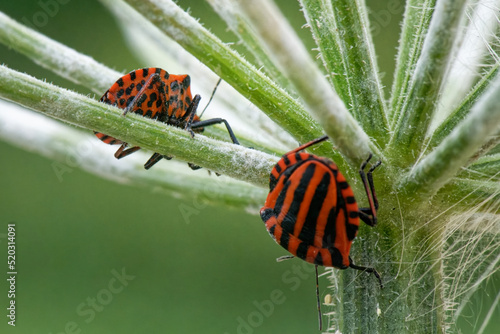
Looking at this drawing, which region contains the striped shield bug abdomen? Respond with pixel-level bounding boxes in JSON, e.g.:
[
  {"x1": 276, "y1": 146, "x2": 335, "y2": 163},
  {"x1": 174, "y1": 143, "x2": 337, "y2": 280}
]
[
  {"x1": 260, "y1": 135, "x2": 382, "y2": 329},
  {"x1": 261, "y1": 135, "x2": 381, "y2": 279}
]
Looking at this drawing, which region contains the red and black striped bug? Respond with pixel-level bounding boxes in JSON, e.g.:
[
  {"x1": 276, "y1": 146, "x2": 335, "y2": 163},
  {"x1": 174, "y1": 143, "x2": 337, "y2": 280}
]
[
  {"x1": 95, "y1": 67, "x2": 239, "y2": 170},
  {"x1": 260, "y1": 135, "x2": 382, "y2": 329}
]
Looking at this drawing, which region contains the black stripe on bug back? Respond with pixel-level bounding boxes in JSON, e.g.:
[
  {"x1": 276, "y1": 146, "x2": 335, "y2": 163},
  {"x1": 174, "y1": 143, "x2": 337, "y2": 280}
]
[
  {"x1": 321, "y1": 167, "x2": 339, "y2": 248},
  {"x1": 296, "y1": 241, "x2": 310, "y2": 260},
  {"x1": 269, "y1": 174, "x2": 278, "y2": 192},
  {"x1": 273, "y1": 173, "x2": 292, "y2": 221},
  {"x1": 323, "y1": 205, "x2": 338, "y2": 249},
  {"x1": 326, "y1": 246, "x2": 346, "y2": 269},
  {"x1": 345, "y1": 204, "x2": 359, "y2": 241},
  {"x1": 297, "y1": 167, "x2": 331, "y2": 246},
  {"x1": 260, "y1": 207, "x2": 274, "y2": 223},
  {"x1": 336, "y1": 179, "x2": 350, "y2": 239},
  {"x1": 282, "y1": 154, "x2": 291, "y2": 166},
  {"x1": 279, "y1": 163, "x2": 317, "y2": 246},
  {"x1": 314, "y1": 251, "x2": 324, "y2": 266}
]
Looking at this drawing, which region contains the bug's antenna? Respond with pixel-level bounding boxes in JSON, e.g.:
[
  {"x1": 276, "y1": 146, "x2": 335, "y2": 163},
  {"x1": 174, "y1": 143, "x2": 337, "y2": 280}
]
[
  {"x1": 199, "y1": 78, "x2": 222, "y2": 119},
  {"x1": 315, "y1": 265, "x2": 322, "y2": 331}
]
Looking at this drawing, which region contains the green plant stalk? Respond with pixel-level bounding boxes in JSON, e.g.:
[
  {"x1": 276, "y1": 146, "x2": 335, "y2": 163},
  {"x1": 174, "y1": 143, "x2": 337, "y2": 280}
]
[
  {"x1": 389, "y1": 0, "x2": 436, "y2": 125},
  {"x1": 0, "y1": 11, "x2": 120, "y2": 93},
  {"x1": 0, "y1": 65, "x2": 277, "y2": 186},
  {"x1": 459, "y1": 153, "x2": 500, "y2": 180},
  {"x1": 402, "y1": 71, "x2": 500, "y2": 198},
  {"x1": 428, "y1": 64, "x2": 499, "y2": 148},
  {"x1": 0, "y1": 101, "x2": 267, "y2": 211},
  {"x1": 207, "y1": 0, "x2": 295, "y2": 94},
  {"x1": 323, "y1": 203, "x2": 450, "y2": 334},
  {"x1": 0, "y1": 9, "x2": 286, "y2": 156},
  {"x1": 237, "y1": 0, "x2": 378, "y2": 165},
  {"x1": 390, "y1": 0, "x2": 468, "y2": 162},
  {"x1": 433, "y1": 0, "x2": 500, "y2": 128},
  {"x1": 440, "y1": 178, "x2": 500, "y2": 207},
  {"x1": 299, "y1": 0, "x2": 388, "y2": 143},
  {"x1": 122, "y1": 0, "x2": 326, "y2": 153},
  {"x1": 98, "y1": 0, "x2": 291, "y2": 155}
]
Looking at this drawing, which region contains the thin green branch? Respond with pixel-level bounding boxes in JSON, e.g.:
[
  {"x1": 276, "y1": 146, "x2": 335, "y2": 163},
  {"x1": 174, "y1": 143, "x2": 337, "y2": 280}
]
[
  {"x1": 0, "y1": 11, "x2": 119, "y2": 93},
  {"x1": 401, "y1": 70, "x2": 500, "y2": 198},
  {"x1": 428, "y1": 64, "x2": 499, "y2": 148},
  {"x1": 0, "y1": 100, "x2": 267, "y2": 211},
  {"x1": 390, "y1": 0, "x2": 468, "y2": 162},
  {"x1": 206, "y1": 0, "x2": 295, "y2": 94},
  {"x1": 299, "y1": 0, "x2": 388, "y2": 144},
  {"x1": 236, "y1": 0, "x2": 378, "y2": 164},
  {"x1": 122, "y1": 0, "x2": 325, "y2": 152},
  {"x1": 0, "y1": 65, "x2": 277, "y2": 187},
  {"x1": 432, "y1": 0, "x2": 500, "y2": 128},
  {"x1": 99, "y1": 0, "x2": 294, "y2": 154},
  {"x1": 0, "y1": 9, "x2": 287, "y2": 156},
  {"x1": 457, "y1": 153, "x2": 500, "y2": 181},
  {"x1": 389, "y1": 0, "x2": 436, "y2": 125}
]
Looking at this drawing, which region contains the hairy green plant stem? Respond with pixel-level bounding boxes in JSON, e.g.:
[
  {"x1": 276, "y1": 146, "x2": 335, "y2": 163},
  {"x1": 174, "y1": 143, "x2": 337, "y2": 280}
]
[
  {"x1": 0, "y1": 11, "x2": 119, "y2": 93},
  {"x1": 0, "y1": 65, "x2": 276, "y2": 186},
  {"x1": 0, "y1": 10, "x2": 286, "y2": 156},
  {"x1": 299, "y1": 0, "x2": 388, "y2": 144},
  {"x1": 207, "y1": 0, "x2": 294, "y2": 94},
  {"x1": 99, "y1": 0, "x2": 294, "y2": 153},
  {"x1": 429, "y1": 65, "x2": 499, "y2": 148},
  {"x1": 237, "y1": 0, "x2": 378, "y2": 165},
  {"x1": 122, "y1": 0, "x2": 329, "y2": 156},
  {"x1": 402, "y1": 71, "x2": 500, "y2": 198},
  {"x1": 0, "y1": 101, "x2": 267, "y2": 210},
  {"x1": 389, "y1": 0, "x2": 436, "y2": 124},
  {"x1": 390, "y1": 0, "x2": 467, "y2": 162}
]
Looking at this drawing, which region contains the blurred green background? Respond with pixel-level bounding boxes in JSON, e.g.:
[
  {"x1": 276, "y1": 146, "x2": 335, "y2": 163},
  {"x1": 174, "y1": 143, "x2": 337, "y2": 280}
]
[{"x1": 0, "y1": 1, "x2": 497, "y2": 333}]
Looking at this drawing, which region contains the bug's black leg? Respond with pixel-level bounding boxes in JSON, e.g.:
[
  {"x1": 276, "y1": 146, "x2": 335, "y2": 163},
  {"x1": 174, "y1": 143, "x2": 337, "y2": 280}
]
[
  {"x1": 144, "y1": 153, "x2": 162, "y2": 170},
  {"x1": 367, "y1": 160, "x2": 381, "y2": 210},
  {"x1": 358, "y1": 210, "x2": 374, "y2": 226},
  {"x1": 187, "y1": 162, "x2": 202, "y2": 171},
  {"x1": 349, "y1": 257, "x2": 383, "y2": 288},
  {"x1": 315, "y1": 265, "x2": 323, "y2": 331},
  {"x1": 358, "y1": 155, "x2": 382, "y2": 226},
  {"x1": 181, "y1": 95, "x2": 202, "y2": 138},
  {"x1": 114, "y1": 143, "x2": 141, "y2": 159},
  {"x1": 190, "y1": 118, "x2": 240, "y2": 145}
]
